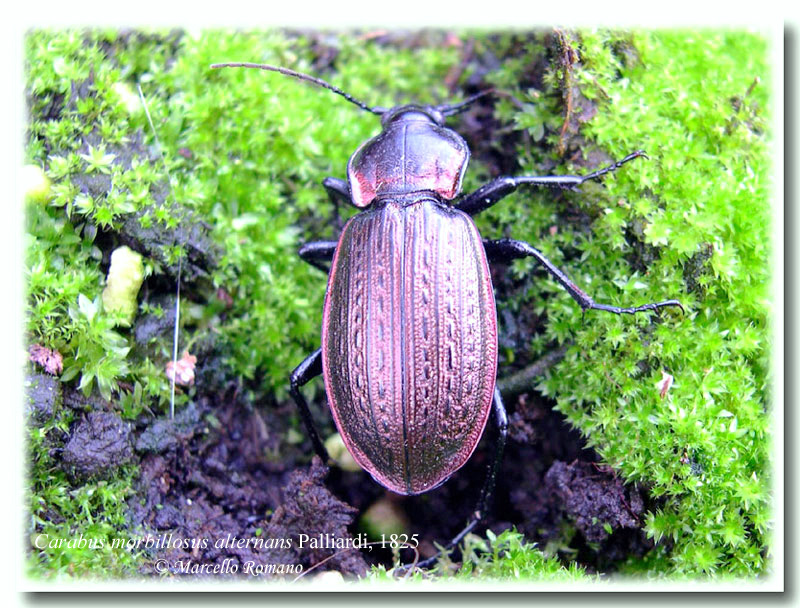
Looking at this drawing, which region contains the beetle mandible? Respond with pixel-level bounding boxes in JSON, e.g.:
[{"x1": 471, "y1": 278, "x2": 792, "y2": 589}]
[{"x1": 211, "y1": 61, "x2": 683, "y2": 565}]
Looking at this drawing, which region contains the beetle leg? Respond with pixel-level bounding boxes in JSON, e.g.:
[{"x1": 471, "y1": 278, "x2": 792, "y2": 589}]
[
  {"x1": 456, "y1": 150, "x2": 647, "y2": 216},
  {"x1": 298, "y1": 240, "x2": 337, "y2": 273},
  {"x1": 322, "y1": 176, "x2": 351, "y2": 204},
  {"x1": 484, "y1": 238, "x2": 684, "y2": 315},
  {"x1": 323, "y1": 176, "x2": 356, "y2": 229},
  {"x1": 403, "y1": 388, "x2": 508, "y2": 572},
  {"x1": 289, "y1": 348, "x2": 331, "y2": 463}
]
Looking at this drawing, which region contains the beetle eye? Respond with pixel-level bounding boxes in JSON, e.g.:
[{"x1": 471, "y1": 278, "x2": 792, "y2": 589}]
[{"x1": 425, "y1": 107, "x2": 445, "y2": 125}]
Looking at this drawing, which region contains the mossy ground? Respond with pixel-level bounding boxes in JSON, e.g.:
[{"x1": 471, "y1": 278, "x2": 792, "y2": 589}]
[{"x1": 23, "y1": 29, "x2": 773, "y2": 583}]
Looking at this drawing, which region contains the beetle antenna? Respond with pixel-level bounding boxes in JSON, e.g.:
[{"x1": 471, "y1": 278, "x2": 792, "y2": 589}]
[
  {"x1": 436, "y1": 89, "x2": 495, "y2": 117},
  {"x1": 210, "y1": 62, "x2": 384, "y2": 116}
]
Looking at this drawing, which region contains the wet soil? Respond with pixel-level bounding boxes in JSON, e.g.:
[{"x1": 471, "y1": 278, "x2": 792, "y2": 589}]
[
  {"x1": 62, "y1": 411, "x2": 135, "y2": 482},
  {"x1": 127, "y1": 397, "x2": 368, "y2": 578},
  {"x1": 26, "y1": 367, "x2": 653, "y2": 578}
]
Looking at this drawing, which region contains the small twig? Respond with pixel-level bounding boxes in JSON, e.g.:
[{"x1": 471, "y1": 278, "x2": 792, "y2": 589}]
[
  {"x1": 137, "y1": 83, "x2": 183, "y2": 420},
  {"x1": 496, "y1": 344, "x2": 571, "y2": 396},
  {"x1": 554, "y1": 29, "x2": 578, "y2": 157}
]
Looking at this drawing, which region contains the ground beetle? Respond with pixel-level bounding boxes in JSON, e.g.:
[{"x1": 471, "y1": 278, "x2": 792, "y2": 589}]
[{"x1": 211, "y1": 62, "x2": 683, "y2": 567}]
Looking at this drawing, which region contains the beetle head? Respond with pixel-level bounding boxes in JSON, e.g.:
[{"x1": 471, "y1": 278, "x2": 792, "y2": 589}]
[
  {"x1": 379, "y1": 104, "x2": 446, "y2": 127},
  {"x1": 209, "y1": 63, "x2": 491, "y2": 208}
]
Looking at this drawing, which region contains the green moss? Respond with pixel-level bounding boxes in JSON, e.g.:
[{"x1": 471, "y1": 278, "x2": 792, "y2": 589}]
[
  {"x1": 451, "y1": 529, "x2": 591, "y2": 581},
  {"x1": 26, "y1": 405, "x2": 141, "y2": 578},
  {"x1": 26, "y1": 30, "x2": 177, "y2": 409},
  {"x1": 433, "y1": 29, "x2": 771, "y2": 580},
  {"x1": 528, "y1": 31, "x2": 772, "y2": 578},
  {"x1": 368, "y1": 529, "x2": 589, "y2": 582}
]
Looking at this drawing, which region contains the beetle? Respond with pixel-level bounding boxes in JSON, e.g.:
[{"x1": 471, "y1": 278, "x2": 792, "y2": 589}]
[{"x1": 211, "y1": 61, "x2": 683, "y2": 566}]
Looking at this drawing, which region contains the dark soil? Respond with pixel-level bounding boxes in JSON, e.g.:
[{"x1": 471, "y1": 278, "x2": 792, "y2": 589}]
[
  {"x1": 26, "y1": 366, "x2": 653, "y2": 577},
  {"x1": 62, "y1": 411, "x2": 135, "y2": 482},
  {"x1": 25, "y1": 372, "x2": 61, "y2": 425},
  {"x1": 127, "y1": 396, "x2": 368, "y2": 579}
]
